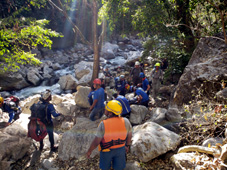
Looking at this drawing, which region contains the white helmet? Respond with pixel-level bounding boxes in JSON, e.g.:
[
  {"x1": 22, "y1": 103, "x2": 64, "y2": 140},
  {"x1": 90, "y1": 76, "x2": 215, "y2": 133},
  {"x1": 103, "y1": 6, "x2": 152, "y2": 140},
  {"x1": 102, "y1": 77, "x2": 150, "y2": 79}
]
[
  {"x1": 41, "y1": 89, "x2": 51, "y2": 100},
  {"x1": 120, "y1": 75, "x2": 125, "y2": 79},
  {"x1": 135, "y1": 61, "x2": 140, "y2": 66}
]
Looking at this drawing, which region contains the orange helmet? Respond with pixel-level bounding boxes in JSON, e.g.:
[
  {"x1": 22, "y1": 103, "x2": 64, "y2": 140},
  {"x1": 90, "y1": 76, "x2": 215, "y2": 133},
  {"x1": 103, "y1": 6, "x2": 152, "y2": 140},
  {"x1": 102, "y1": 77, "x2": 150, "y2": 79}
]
[{"x1": 93, "y1": 78, "x2": 101, "y2": 85}]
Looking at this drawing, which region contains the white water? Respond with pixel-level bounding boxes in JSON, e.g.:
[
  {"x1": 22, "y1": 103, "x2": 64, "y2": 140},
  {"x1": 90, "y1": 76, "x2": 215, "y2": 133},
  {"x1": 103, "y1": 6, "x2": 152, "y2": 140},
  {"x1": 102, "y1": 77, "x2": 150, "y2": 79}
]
[{"x1": 13, "y1": 83, "x2": 61, "y2": 99}]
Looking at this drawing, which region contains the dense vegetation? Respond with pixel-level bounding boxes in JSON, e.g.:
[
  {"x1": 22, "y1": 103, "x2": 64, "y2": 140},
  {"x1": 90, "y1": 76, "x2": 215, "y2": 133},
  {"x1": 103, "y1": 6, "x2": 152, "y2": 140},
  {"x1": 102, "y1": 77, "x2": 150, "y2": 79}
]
[{"x1": 0, "y1": 0, "x2": 226, "y2": 75}]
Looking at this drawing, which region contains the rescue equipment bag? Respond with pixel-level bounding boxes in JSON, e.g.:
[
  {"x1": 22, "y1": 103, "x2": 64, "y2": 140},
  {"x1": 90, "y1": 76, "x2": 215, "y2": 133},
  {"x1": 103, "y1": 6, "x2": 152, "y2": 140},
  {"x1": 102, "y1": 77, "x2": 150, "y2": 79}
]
[
  {"x1": 27, "y1": 102, "x2": 49, "y2": 141},
  {"x1": 27, "y1": 118, "x2": 47, "y2": 141}
]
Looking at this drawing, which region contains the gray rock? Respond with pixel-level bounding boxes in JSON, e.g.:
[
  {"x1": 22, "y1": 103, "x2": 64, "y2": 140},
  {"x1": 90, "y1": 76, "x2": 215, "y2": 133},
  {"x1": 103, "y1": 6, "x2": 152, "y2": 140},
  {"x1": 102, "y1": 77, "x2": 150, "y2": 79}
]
[
  {"x1": 216, "y1": 88, "x2": 227, "y2": 101},
  {"x1": 74, "y1": 86, "x2": 90, "y2": 108},
  {"x1": 131, "y1": 122, "x2": 180, "y2": 162},
  {"x1": 125, "y1": 161, "x2": 141, "y2": 170},
  {"x1": 148, "y1": 107, "x2": 168, "y2": 125},
  {"x1": 58, "y1": 117, "x2": 101, "y2": 160},
  {"x1": 58, "y1": 74, "x2": 78, "y2": 90},
  {"x1": 202, "y1": 137, "x2": 223, "y2": 147},
  {"x1": 172, "y1": 36, "x2": 227, "y2": 106},
  {"x1": 129, "y1": 105, "x2": 149, "y2": 125}
]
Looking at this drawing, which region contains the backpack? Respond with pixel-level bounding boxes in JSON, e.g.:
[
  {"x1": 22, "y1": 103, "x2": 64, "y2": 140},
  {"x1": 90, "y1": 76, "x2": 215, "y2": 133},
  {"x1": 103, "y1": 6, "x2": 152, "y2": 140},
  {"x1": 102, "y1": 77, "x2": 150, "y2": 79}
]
[
  {"x1": 27, "y1": 102, "x2": 49, "y2": 141},
  {"x1": 27, "y1": 118, "x2": 47, "y2": 142}
]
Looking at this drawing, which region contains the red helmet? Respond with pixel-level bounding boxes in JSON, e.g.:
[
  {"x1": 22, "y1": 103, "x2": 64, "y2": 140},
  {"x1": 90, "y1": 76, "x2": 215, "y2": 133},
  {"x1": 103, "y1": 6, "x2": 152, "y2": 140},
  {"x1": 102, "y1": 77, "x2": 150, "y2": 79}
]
[{"x1": 93, "y1": 78, "x2": 101, "y2": 85}]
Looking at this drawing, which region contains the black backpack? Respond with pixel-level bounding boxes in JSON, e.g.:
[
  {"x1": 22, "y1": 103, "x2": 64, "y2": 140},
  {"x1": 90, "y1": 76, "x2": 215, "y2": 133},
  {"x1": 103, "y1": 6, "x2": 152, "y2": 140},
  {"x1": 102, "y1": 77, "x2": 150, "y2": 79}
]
[
  {"x1": 30, "y1": 102, "x2": 49, "y2": 124},
  {"x1": 27, "y1": 102, "x2": 49, "y2": 142}
]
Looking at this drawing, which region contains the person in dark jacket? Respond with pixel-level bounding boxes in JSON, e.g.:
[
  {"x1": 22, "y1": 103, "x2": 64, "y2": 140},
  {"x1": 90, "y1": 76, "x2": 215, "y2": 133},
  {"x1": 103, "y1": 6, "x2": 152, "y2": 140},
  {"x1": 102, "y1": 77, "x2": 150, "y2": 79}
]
[
  {"x1": 39, "y1": 89, "x2": 61, "y2": 152},
  {"x1": 130, "y1": 61, "x2": 144, "y2": 86},
  {"x1": 115, "y1": 75, "x2": 127, "y2": 96}
]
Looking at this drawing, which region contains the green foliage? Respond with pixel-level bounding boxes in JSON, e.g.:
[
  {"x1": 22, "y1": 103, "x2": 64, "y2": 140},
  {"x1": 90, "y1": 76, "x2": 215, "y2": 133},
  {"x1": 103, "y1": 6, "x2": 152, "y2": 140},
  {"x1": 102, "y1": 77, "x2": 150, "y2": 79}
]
[
  {"x1": 142, "y1": 35, "x2": 191, "y2": 83},
  {"x1": 0, "y1": 19, "x2": 62, "y2": 73}
]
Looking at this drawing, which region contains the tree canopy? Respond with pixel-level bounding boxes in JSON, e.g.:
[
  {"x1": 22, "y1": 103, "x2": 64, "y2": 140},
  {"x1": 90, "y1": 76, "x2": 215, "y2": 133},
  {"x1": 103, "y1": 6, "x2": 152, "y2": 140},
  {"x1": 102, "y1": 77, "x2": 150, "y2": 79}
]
[{"x1": 0, "y1": 0, "x2": 226, "y2": 74}]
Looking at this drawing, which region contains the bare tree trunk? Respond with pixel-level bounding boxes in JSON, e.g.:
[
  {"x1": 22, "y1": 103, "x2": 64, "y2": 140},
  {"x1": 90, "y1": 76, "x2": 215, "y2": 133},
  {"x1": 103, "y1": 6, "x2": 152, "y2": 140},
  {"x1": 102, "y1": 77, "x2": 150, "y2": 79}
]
[{"x1": 91, "y1": 0, "x2": 99, "y2": 81}]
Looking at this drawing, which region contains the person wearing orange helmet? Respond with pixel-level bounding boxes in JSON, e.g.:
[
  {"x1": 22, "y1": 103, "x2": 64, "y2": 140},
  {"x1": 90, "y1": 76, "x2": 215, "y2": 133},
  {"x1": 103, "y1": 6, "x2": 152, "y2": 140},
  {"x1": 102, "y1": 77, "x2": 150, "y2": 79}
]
[
  {"x1": 86, "y1": 100, "x2": 132, "y2": 170},
  {"x1": 89, "y1": 78, "x2": 105, "y2": 121}
]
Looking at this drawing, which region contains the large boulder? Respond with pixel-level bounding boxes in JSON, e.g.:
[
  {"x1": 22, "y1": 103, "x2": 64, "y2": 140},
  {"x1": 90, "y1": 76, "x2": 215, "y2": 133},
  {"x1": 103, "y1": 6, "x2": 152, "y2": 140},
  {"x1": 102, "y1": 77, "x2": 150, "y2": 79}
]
[
  {"x1": 172, "y1": 36, "x2": 227, "y2": 106},
  {"x1": 74, "y1": 86, "x2": 90, "y2": 108},
  {"x1": 0, "y1": 72, "x2": 30, "y2": 91},
  {"x1": 148, "y1": 107, "x2": 168, "y2": 125},
  {"x1": 53, "y1": 94, "x2": 77, "y2": 116},
  {"x1": 74, "y1": 61, "x2": 93, "y2": 80},
  {"x1": 58, "y1": 117, "x2": 101, "y2": 160},
  {"x1": 58, "y1": 74, "x2": 78, "y2": 90},
  {"x1": 125, "y1": 51, "x2": 143, "y2": 66},
  {"x1": 131, "y1": 122, "x2": 180, "y2": 162},
  {"x1": 129, "y1": 105, "x2": 149, "y2": 125},
  {"x1": 0, "y1": 124, "x2": 32, "y2": 170},
  {"x1": 27, "y1": 68, "x2": 43, "y2": 85},
  {"x1": 101, "y1": 42, "x2": 119, "y2": 59}
]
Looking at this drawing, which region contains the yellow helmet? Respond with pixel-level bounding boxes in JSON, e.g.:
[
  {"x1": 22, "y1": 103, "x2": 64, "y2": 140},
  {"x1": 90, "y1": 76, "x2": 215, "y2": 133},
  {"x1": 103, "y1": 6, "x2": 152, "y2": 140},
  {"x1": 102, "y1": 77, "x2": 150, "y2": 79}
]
[
  {"x1": 155, "y1": 63, "x2": 161, "y2": 67},
  {"x1": 0, "y1": 97, "x2": 3, "y2": 105},
  {"x1": 105, "y1": 100, "x2": 122, "y2": 115}
]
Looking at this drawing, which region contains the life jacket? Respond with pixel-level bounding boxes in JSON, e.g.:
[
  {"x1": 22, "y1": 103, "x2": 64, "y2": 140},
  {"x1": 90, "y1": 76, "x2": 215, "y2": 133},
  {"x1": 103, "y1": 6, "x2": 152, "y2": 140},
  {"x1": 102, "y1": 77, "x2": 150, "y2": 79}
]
[
  {"x1": 99, "y1": 117, "x2": 127, "y2": 151},
  {"x1": 27, "y1": 117, "x2": 47, "y2": 142},
  {"x1": 27, "y1": 102, "x2": 49, "y2": 141}
]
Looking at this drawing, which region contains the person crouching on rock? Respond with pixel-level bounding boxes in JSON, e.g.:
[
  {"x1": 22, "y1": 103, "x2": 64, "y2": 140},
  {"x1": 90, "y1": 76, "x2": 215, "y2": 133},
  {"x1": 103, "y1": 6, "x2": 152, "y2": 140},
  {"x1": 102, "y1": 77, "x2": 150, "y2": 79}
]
[{"x1": 86, "y1": 100, "x2": 132, "y2": 170}]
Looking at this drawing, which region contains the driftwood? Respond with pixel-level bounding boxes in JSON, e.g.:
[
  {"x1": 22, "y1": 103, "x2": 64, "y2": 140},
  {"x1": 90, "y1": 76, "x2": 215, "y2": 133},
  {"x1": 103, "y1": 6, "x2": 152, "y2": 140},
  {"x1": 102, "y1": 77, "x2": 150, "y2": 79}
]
[
  {"x1": 178, "y1": 145, "x2": 221, "y2": 157},
  {"x1": 176, "y1": 144, "x2": 227, "y2": 169}
]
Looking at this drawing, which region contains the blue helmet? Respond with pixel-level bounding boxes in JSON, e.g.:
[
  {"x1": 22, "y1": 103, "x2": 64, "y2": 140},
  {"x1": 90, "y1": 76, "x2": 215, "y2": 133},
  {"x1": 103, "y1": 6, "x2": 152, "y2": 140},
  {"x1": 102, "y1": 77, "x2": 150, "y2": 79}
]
[
  {"x1": 115, "y1": 77, "x2": 120, "y2": 82},
  {"x1": 139, "y1": 72, "x2": 145, "y2": 78}
]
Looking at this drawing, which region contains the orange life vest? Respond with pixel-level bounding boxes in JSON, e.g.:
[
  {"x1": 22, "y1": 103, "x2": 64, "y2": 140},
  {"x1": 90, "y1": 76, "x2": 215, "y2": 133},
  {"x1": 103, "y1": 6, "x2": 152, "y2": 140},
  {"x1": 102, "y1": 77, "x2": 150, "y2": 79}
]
[{"x1": 99, "y1": 117, "x2": 127, "y2": 151}]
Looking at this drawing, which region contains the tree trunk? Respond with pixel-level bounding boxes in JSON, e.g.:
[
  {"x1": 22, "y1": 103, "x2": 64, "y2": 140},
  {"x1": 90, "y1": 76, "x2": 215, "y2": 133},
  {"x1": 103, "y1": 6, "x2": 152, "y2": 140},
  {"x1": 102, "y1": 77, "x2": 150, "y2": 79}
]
[
  {"x1": 91, "y1": 0, "x2": 100, "y2": 81},
  {"x1": 176, "y1": 0, "x2": 195, "y2": 52}
]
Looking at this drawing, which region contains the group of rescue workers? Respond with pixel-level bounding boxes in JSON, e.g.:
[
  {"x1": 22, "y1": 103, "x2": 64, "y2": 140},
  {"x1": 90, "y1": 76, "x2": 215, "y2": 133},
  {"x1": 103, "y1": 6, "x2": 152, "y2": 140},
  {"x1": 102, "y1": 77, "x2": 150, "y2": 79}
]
[{"x1": 0, "y1": 60, "x2": 166, "y2": 170}]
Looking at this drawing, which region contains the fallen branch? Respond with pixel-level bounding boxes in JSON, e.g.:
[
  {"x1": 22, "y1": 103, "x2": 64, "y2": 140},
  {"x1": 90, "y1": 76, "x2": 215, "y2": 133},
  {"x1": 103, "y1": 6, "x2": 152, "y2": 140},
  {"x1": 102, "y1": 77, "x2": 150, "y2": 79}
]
[{"x1": 178, "y1": 145, "x2": 221, "y2": 157}]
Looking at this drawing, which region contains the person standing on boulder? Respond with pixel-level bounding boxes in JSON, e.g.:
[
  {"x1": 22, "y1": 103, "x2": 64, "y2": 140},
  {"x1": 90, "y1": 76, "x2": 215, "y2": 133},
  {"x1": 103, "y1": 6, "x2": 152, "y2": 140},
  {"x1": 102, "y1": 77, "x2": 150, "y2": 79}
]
[
  {"x1": 38, "y1": 89, "x2": 61, "y2": 152},
  {"x1": 130, "y1": 61, "x2": 144, "y2": 86},
  {"x1": 150, "y1": 63, "x2": 163, "y2": 99},
  {"x1": 86, "y1": 100, "x2": 132, "y2": 170},
  {"x1": 89, "y1": 78, "x2": 105, "y2": 121}
]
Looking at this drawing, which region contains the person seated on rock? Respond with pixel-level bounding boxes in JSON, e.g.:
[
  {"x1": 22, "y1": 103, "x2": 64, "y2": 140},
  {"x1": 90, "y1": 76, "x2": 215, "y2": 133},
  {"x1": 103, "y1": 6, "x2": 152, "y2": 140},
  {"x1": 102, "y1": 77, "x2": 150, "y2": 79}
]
[
  {"x1": 0, "y1": 96, "x2": 21, "y2": 126},
  {"x1": 103, "y1": 67, "x2": 112, "y2": 78},
  {"x1": 133, "y1": 86, "x2": 149, "y2": 107},
  {"x1": 113, "y1": 93, "x2": 131, "y2": 118},
  {"x1": 38, "y1": 89, "x2": 62, "y2": 152},
  {"x1": 89, "y1": 79, "x2": 105, "y2": 121},
  {"x1": 125, "y1": 84, "x2": 134, "y2": 94},
  {"x1": 103, "y1": 67, "x2": 112, "y2": 86},
  {"x1": 115, "y1": 75, "x2": 127, "y2": 96},
  {"x1": 86, "y1": 100, "x2": 132, "y2": 170}
]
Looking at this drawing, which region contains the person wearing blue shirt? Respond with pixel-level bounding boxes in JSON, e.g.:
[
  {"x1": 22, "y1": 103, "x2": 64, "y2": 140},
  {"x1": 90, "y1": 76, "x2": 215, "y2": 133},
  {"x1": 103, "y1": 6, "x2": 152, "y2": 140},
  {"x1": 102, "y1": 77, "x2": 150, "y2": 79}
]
[
  {"x1": 89, "y1": 78, "x2": 105, "y2": 121},
  {"x1": 113, "y1": 93, "x2": 131, "y2": 117},
  {"x1": 134, "y1": 87, "x2": 149, "y2": 107},
  {"x1": 115, "y1": 75, "x2": 127, "y2": 96},
  {"x1": 88, "y1": 86, "x2": 95, "y2": 106},
  {"x1": 139, "y1": 72, "x2": 150, "y2": 96},
  {"x1": 1, "y1": 96, "x2": 21, "y2": 126},
  {"x1": 39, "y1": 89, "x2": 61, "y2": 152}
]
